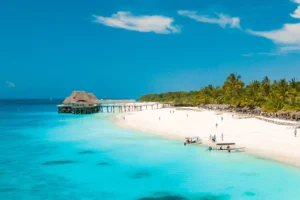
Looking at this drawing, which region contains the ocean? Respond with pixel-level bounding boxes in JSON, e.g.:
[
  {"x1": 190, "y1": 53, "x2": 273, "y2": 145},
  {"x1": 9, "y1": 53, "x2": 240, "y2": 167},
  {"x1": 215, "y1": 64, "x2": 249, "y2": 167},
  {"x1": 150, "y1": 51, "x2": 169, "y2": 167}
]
[{"x1": 1, "y1": 99, "x2": 300, "y2": 200}]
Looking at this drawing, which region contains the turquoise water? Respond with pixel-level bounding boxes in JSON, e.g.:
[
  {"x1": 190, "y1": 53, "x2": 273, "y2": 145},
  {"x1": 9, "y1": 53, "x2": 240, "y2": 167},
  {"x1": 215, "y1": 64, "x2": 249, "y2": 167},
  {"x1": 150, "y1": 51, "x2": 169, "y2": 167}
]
[{"x1": 1, "y1": 100, "x2": 300, "y2": 200}]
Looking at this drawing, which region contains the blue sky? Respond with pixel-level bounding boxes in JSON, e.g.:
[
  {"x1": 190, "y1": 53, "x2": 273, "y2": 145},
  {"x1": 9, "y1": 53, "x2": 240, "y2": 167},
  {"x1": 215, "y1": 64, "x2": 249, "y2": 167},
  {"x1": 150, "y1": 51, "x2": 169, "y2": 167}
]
[{"x1": 1, "y1": 0, "x2": 300, "y2": 99}]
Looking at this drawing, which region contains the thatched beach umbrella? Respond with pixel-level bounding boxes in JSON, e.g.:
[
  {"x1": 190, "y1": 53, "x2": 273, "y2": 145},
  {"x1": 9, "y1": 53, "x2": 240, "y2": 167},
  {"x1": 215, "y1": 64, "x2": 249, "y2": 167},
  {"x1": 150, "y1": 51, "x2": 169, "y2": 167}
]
[
  {"x1": 277, "y1": 110, "x2": 290, "y2": 115},
  {"x1": 241, "y1": 107, "x2": 249, "y2": 113},
  {"x1": 291, "y1": 111, "x2": 300, "y2": 117},
  {"x1": 253, "y1": 107, "x2": 262, "y2": 114},
  {"x1": 276, "y1": 110, "x2": 291, "y2": 118}
]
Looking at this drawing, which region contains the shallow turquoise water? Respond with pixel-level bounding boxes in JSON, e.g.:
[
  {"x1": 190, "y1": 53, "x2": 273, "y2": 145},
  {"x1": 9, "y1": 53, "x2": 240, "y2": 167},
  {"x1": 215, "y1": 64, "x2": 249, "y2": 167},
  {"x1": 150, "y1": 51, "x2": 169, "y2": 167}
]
[{"x1": 1, "y1": 100, "x2": 300, "y2": 200}]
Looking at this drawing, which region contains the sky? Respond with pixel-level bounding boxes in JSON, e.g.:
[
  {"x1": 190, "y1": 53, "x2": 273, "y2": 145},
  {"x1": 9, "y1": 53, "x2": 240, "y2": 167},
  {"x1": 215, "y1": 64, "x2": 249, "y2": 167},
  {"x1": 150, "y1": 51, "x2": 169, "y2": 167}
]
[{"x1": 1, "y1": 0, "x2": 300, "y2": 99}]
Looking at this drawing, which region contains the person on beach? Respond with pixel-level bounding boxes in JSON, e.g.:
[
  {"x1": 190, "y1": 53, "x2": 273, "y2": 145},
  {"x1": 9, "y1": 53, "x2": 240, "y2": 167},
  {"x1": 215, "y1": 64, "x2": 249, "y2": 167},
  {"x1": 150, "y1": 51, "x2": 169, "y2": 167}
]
[
  {"x1": 216, "y1": 123, "x2": 218, "y2": 128},
  {"x1": 187, "y1": 114, "x2": 188, "y2": 118},
  {"x1": 159, "y1": 117, "x2": 160, "y2": 121},
  {"x1": 210, "y1": 134, "x2": 212, "y2": 141},
  {"x1": 221, "y1": 117, "x2": 223, "y2": 121},
  {"x1": 295, "y1": 129, "x2": 297, "y2": 137},
  {"x1": 227, "y1": 146, "x2": 231, "y2": 153},
  {"x1": 212, "y1": 135, "x2": 216, "y2": 142},
  {"x1": 221, "y1": 133, "x2": 224, "y2": 141}
]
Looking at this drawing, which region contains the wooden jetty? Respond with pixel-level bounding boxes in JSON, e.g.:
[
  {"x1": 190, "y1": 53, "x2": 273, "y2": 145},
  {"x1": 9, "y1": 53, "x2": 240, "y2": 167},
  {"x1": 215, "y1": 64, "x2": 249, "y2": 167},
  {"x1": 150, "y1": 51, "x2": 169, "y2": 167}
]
[
  {"x1": 58, "y1": 91, "x2": 169, "y2": 114},
  {"x1": 98, "y1": 102, "x2": 170, "y2": 113}
]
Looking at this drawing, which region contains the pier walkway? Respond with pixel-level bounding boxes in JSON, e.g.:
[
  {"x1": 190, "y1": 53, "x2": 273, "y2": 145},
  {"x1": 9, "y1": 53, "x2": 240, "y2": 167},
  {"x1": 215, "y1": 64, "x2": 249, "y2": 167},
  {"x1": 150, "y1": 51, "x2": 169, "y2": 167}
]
[{"x1": 99, "y1": 102, "x2": 170, "y2": 113}]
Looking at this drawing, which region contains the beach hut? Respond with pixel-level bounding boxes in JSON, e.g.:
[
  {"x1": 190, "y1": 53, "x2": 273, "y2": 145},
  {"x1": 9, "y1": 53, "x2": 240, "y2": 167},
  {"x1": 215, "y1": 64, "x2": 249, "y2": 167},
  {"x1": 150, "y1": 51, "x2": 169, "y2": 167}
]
[
  {"x1": 253, "y1": 107, "x2": 262, "y2": 114},
  {"x1": 58, "y1": 91, "x2": 100, "y2": 114},
  {"x1": 276, "y1": 110, "x2": 291, "y2": 120},
  {"x1": 291, "y1": 111, "x2": 300, "y2": 121}
]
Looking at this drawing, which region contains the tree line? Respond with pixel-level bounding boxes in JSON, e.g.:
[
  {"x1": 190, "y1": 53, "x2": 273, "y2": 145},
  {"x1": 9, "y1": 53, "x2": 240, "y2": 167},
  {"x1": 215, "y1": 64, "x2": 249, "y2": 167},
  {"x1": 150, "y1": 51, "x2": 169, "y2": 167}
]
[{"x1": 139, "y1": 73, "x2": 300, "y2": 112}]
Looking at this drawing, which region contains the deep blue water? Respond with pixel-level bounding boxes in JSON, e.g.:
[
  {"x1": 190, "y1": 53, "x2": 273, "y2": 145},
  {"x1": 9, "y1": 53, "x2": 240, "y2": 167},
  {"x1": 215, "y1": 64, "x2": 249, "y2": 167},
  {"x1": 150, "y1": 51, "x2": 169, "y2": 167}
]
[{"x1": 1, "y1": 99, "x2": 300, "y2": 200}]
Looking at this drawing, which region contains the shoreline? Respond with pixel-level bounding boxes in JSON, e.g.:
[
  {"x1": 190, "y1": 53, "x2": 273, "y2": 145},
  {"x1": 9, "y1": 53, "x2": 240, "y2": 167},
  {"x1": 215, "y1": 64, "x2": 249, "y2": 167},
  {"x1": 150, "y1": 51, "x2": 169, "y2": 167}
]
[{"x1": 112, "y1": 108, "x2": 300, "y2": 168}]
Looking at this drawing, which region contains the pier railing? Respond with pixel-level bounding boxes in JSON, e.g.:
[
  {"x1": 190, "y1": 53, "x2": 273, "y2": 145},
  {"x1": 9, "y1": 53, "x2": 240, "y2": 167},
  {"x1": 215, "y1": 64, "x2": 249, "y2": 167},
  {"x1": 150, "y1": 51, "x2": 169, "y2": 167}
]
[{"x1": 99, "y1": 102, "x2": 169, "y2": 113}]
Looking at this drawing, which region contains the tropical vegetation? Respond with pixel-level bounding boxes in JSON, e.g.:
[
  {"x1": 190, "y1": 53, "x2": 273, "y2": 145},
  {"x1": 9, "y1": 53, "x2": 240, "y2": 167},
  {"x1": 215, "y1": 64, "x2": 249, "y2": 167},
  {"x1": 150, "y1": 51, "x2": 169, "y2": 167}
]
[{"x1": 139, "y1": 73, "x2": 300, "y2": 112}]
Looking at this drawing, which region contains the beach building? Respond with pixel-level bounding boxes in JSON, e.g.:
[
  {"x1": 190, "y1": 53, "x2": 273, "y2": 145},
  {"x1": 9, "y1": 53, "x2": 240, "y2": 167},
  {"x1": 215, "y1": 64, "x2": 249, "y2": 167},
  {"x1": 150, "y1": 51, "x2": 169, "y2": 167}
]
[{"x1": 57, "y1": 91, "x2": 100, "y2": 114}]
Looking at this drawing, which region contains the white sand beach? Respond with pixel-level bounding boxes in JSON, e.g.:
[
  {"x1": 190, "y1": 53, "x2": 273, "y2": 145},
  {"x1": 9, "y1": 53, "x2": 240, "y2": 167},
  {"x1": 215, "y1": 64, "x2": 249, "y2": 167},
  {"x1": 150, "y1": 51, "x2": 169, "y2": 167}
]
[{"x1": 115, "y1": 108, "x2": 300, "y2": 167}]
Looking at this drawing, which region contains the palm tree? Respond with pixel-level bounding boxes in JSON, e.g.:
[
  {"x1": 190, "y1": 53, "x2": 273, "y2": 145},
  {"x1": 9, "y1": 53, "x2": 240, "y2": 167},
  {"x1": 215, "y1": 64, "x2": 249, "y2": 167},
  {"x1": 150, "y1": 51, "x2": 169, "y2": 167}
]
[{"x1": 244, "y1": 80, "x2": 262, "y2": 106}]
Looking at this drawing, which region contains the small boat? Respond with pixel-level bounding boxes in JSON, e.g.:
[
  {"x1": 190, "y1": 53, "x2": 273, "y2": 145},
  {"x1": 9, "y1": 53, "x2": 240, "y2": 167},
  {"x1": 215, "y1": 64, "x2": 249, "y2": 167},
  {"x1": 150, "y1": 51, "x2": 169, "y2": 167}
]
[
  {"x1": 207, "y1": 142, "x2": 245, "y2": 153},
  {"x1": 184, "y1": 136, "x2": 202, "y2": 146}
]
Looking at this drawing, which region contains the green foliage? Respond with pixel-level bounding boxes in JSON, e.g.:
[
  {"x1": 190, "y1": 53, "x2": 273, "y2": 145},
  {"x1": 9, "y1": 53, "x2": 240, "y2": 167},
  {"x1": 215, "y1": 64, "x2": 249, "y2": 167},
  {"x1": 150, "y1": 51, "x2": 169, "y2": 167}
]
[{"x1": 139, "y1": 73, "x2": 300, "y2": 112}]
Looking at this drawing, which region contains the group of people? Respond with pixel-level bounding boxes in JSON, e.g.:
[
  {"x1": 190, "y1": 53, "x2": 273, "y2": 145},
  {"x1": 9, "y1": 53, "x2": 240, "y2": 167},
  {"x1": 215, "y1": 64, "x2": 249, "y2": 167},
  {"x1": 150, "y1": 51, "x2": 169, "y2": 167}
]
[
  {"x1": 220, "y1": 145, "x2": 232, "y2": 152},
  {"x1": 208, "y1": 145, "x2": 232, "y2": 152}
]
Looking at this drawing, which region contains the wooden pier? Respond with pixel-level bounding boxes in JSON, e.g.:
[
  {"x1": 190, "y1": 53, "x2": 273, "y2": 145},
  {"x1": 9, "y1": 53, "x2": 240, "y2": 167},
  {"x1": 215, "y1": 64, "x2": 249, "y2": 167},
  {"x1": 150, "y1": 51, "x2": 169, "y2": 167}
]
[
  {"x1": 98, "y1": 103, "x2": 170, "y2": 113},
  {"x1": 58, "y1": 91, "x2": 170, "y2": 114}
]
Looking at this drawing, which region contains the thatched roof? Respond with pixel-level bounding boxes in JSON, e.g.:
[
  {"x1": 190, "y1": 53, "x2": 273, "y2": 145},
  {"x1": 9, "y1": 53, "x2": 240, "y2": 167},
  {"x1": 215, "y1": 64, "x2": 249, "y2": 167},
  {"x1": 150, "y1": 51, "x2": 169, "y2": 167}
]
[
  {"x1": 242, "y1": 107, "x2": 250, "y2": 111},
  {"x1": 63, "y1": 97, "x2": 72, "y2": 104},
  {"x1": 277, "y1": 110, "x2": 290, "y2": 114},
  {"x1": 70, "y1": 91, "x2": 90, "y2": 102},
  {"x1": 291, "y1": 111, "x2": 300, "y2": 116},
  {"x1": 204, "y1": 104, "x2": 232, "y2": 109},
  {"x1": 253, "y1": 107, "x2": 262, "y2": 111},
  {"x1": 62, "y1": 91, "x2": 99, "y2": 106},
  {"x1": 87, "y1": 93, "x2": 98, "y2": 100}
]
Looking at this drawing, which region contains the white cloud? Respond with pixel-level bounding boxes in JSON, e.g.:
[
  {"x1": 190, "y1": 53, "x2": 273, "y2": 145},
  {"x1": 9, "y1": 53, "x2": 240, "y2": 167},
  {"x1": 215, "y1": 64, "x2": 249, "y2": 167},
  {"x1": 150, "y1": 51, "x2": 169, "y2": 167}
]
[
  {"x1": 279, "y1": 44, "x2": 300, "y2": 52},
  {"x1": 6, "y1": 81, "x2": 16, "y2": 88},
  {"x1": 244, "y1": 1, "x2": 300, "y2": 55},
  {"x1": 242, "y1": 52, "x2": 280, "y2": 57},
  {"x1": 292, "y1": 0, "x2": 300, "y2": 4},
  {"x1": 291, "y1": 0, "x2": 300, "y2": 18},
  {"x1": 291, "y1": 6, "x2": 300, "y2": 18},
  {"x1": 178, "y1": 10, "x2": 241, "y2": 29},
  {"x1": 247, "y1": 23, "x2": 300, "y2": 44},
  {"x1": 93, "y1": 11, "x2": 180, "y2": 34}
]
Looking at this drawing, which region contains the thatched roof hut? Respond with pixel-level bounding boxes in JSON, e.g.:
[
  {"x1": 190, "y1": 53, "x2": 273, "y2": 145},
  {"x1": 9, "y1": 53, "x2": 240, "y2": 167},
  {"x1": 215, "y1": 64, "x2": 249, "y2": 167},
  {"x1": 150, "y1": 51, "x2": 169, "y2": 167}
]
[
  {"x1": 62, "y1": 91, "x2": 99, "y2": 106},
  {"x1": 291, "y1": 111, "x2": 300, "y2": 117},
  {"x1": 276, "y1": 110, "x2": 291, "y2": 117},
  {"x1": 253, "y1": 107, "x2": 261, "y2": 112}
]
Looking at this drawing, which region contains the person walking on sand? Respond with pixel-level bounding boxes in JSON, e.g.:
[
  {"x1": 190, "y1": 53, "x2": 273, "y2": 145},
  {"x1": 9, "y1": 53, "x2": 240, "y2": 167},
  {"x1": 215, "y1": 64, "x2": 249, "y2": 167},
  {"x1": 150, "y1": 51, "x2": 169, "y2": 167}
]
[
  {"x1": 295, "y1": 129, "x2": 297, "y2": 137},
  {"x1": 221, "y1": 117, "x2": 223, "y2": 121},
  {"x1": 212, "y1": 135, "x2": 216, "y2": 142},
  {"x1": 210, "y1": 134, "x2": 212, "y2": 141},
  {"x1": 221, "y1": 133, "x2": 224, "y2": 141},
  {"x1": 159, "y1": 117, "x2": 160, "y2": 121},
  {"x1": 216, "y1": 123, "x2": 218, "y2": 129}
]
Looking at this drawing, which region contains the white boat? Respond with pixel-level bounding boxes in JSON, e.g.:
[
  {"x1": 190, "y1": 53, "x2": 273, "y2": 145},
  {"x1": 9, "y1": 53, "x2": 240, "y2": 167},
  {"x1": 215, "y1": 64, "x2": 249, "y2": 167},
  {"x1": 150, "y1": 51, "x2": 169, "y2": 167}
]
[
  {"x1": 207, "y1": 142, "x2": 245, "y2": 153},
  {"x1": 184, "y1": 136, "x2": 202, "y2": 146}
]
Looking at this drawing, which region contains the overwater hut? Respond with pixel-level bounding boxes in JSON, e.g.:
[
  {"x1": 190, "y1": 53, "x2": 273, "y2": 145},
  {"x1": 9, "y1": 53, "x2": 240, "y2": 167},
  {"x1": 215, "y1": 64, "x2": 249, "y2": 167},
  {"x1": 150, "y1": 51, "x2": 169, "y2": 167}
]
[{"x1": 58, "y1": 91, "x2": 100, "y2": 114}]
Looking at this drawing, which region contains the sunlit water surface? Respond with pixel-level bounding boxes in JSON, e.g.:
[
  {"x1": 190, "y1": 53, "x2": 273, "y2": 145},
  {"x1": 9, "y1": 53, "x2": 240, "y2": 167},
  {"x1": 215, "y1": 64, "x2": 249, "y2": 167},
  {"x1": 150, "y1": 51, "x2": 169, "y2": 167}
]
[{"x1": 1, "y1": 100, "x2": 300, "y2": 200}]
